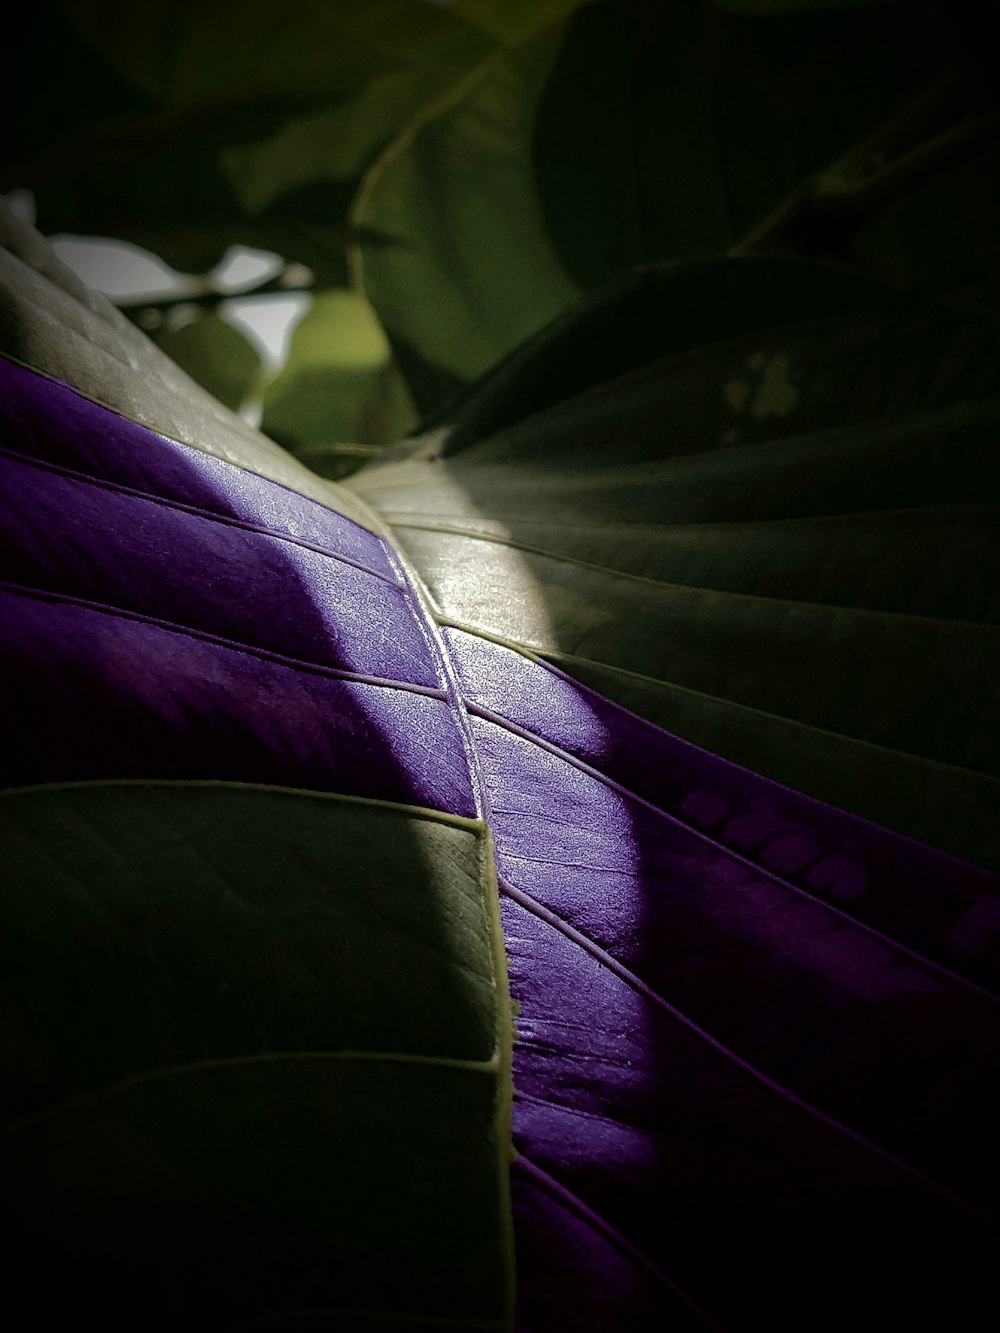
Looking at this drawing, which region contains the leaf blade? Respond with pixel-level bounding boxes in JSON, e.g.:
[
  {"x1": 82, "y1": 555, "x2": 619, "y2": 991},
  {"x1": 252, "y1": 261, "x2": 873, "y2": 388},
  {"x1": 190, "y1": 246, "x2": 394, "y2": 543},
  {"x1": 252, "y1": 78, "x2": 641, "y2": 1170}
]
[{"x1": 0, "y1": 780, "x2": 514, "y2": 1327}]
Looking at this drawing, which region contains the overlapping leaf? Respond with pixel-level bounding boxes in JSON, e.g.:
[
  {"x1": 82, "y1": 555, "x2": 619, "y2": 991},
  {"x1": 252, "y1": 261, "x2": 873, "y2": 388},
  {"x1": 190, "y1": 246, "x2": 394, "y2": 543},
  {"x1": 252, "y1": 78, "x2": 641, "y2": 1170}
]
[
  {"x1": 347, "y1": 258, "x2": 1000, "y2": 871},
  {"x1": 261, "y1": 289, "x2": 417, "y2": 471},
  {"x1": 341, "y1": 245, "x2": 1000, "y2": 1327},
  {"x1": 151, "y1": 310, "x2": 261, "y2": 412},
  {"x1": 4, "y1": 0, "x2": 494, "y2": 277},
  {"x1": 353, "y1": 0, "x2": 968, "y2": 418},
  {"x1": 0, "y1": 196, "x2": 372, "y2": 523}
]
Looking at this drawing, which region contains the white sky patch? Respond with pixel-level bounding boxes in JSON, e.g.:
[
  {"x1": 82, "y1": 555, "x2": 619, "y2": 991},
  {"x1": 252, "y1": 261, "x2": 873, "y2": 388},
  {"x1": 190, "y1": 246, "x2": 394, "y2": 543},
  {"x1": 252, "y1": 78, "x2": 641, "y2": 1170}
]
[
  {"x1": 44, "y1": 233, "x2": 308, "y2": 376},
  {"x1": 210, "y1": 246, "x2": 283, "y2": 295},
  {"x1": 220, "y1": 292, "x2": 312, "y2": 373},
  {"x1": 50, "y1": 236, "x2": 205, "y2": 304}
]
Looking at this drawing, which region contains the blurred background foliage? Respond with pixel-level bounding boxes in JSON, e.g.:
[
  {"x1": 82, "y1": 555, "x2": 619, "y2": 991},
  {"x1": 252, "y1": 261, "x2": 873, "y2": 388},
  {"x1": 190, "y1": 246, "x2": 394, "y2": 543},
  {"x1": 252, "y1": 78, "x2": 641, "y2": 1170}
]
[{"x1": 3, "y1": 0, "x2": 997, "y2": 474}]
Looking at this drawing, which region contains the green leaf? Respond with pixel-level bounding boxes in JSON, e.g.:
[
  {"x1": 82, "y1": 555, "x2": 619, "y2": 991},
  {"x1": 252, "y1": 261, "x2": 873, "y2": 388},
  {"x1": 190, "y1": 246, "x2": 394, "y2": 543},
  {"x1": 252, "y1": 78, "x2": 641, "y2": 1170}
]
[
  {"x1": 449, "y1": 0, "x2": 594, "y2": 43},
  {"x1": 261, "y1": 289, "x2": 417, "y2": 464},
  {"x1": 57, "y1": 0, "x2": 487, "y2": 112},
  {"x1": 0, "y1": 781, "x2": 514, "y2": 1327},
  {"x1": 221, "y1": 70, "x2": 466, "y2": 217},
  {"x1": 12, "y1": 2, "x2": 495, "y2": 278},
  {"x1": 28, "y1": 138, "x2": 277, "y2": 278},
  {"x1": 20, "y1": 107, "x2": 361, "y2": 280},
  {"x1": 151, "y1": 311, "x2": 261, "y2": 412},
  {"x1": 350, "y1": 24, "x2": 582, "y2": 416},
  {"x1": 346, "y1": 258, "x2": 1000, "y2": 870},
  {"x1": 0, "y1": 196, "x2": 376, "y2": 527},
  {"x1": 353, "y1": 0, "x2": 951, "y2": 416}
]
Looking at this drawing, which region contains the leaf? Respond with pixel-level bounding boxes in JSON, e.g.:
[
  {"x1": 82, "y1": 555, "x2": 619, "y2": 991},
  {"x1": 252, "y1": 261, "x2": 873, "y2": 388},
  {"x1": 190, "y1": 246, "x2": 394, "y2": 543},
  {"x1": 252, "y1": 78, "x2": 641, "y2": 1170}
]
[
  {"x1": 152, "y1": 311, "x2": 261, "y2": 412},
  {"x1": 0, "y1": 249, "x2": 514, "y2": 1321},
  {"x1": 220, "y1": 66, "x2": 485, "y2": 218},
  {"x1": 851, "y1": 153, "x2": 1000, "y2": 324},
  {"x1": 0, "y1": 781, "x2": 514, "y2": 1327},
  {"x1": 10, "y1": 1, "x2": 494, "y2": 277},
  {"x1": 449, "y1": 0, "x2": 594, "y2": 43},
  {"x1": 260, "y1": 289, "x2": 416, "y2": 465},
  {"x1": 0, "y1": 195, "x2": 373, "y2": 525},
  {"x1": 4, "y1": 204, "x2": 1000, "y2": 1333},
  {"x1": 349, "y1": 22, "x2": 582, "y2": 416},
  {"x1": 57, "y1": 0, "x2": 488, "y2": 112},
  {"x1": 353, "y1": 0, "x2": 949, "y2": 416},
  {"x1": 346, "y1": 257, "x2": 1000, "y2": 871},
  {"x1": 0, "y1": 353, "x2": 472, "y2": 812}
]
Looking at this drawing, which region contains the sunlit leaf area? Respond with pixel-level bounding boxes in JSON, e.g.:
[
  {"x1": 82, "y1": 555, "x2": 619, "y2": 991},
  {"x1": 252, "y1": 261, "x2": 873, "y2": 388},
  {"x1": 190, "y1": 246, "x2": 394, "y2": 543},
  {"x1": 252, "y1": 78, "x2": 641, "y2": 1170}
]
[{"x1": 2, "y1": 0, "x2": 999, "y2": 1328}]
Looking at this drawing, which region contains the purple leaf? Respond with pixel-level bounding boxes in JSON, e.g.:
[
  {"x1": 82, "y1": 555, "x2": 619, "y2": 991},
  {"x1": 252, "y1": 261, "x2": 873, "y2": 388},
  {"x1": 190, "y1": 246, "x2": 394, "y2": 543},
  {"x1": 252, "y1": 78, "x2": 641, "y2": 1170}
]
[{"x1": 3, "y1": 216, "x2": 1000, "y2": 1329}]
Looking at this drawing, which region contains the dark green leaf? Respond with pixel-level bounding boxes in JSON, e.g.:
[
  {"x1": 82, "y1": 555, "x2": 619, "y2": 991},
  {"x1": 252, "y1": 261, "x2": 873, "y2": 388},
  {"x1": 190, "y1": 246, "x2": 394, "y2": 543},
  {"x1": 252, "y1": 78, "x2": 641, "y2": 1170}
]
[
  {"x1": 0, "y1": 781, "x2": 514, "y2": 1328},
  {"x1": 22, "y1": 123, "x2": 355, "y2": 280},
  {"x1": 353, "y1": 0, "x2": 957, "y2": 416},
  {"x1": 10, "y1": 1, "x2": 495, "y2": 278},
  {"x1": 151, "y1": 311, "x2": 261, "y2": 412},
  {"x1": 57, "y1": 0, "x2": 487, "y2": 112},
  {"x1": 347, "y1": 258, "x2": 1000, "y2": 870},
  {"x1": 222, "y1": 68, "x2": 486, "y2": 218}
]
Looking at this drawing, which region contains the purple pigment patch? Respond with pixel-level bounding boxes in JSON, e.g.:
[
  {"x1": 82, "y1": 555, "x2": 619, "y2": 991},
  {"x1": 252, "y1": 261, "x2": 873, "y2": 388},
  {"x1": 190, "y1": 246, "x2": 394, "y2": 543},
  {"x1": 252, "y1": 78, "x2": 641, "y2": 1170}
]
[
  {"x1": 0, "y1": 585, "x2": 474, "y2": 815},
  {"x1": 501, "y1": 888, "x2": 990, "y2": 1329},
  {"x1": 0, "y1": 357, "x2": 395, "y2": 579},
  {"x1": 0, "y1": 360, "x2": 471, "y2": 814},
  {"x1": 4, "y1": 359, "x2": 1000, "y2": 1331},
  {"x1": 447, "y1": 632, "x2": 1000, "y2": 1327},
  {"x1": 444, "y1": 625, "x2": 1000, "y2": 989},
  {"x1": 0, "y1": 451, "x2": 440, "y2": 687}
]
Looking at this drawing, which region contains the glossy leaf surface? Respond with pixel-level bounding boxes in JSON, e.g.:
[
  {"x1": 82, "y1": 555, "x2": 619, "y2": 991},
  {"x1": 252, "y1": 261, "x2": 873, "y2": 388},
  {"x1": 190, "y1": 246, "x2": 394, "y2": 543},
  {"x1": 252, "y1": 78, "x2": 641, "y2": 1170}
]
[
  {"x1": 4, "y1": 325, "x2": 998, "y2": 1329},
  {"x1": 5, "y1": 26, "x2": 1000, "y2": 1332},
  {"x1": 0, "y1": 295, "x2": 514, "y2": 1323},
  {"x1": 450, "y1": 626, "x2": 1000, "y2": 1327},
  {"x1": 347, "y1": 258, "x2": 1000, "y2": 872},
  {"x1": 0, "y1": 196, "x2": 373, "y2": 524}
]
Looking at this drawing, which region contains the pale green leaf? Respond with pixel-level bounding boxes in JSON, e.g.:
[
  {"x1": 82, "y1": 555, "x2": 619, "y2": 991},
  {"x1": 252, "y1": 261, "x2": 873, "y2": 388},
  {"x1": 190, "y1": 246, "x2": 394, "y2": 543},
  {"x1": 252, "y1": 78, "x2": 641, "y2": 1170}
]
[
  {"x1": 261, "y1": 289, "x2": 417, "y2": 462},
  {"x1": 351, "y1": 25, "x2": 581, "y2": 414},
  {"x1": 152, "y1": 311, "x2": 262, "y2": 412}
]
